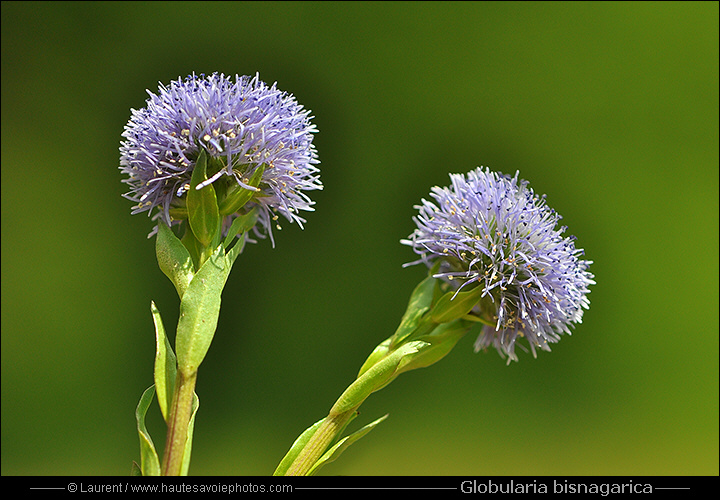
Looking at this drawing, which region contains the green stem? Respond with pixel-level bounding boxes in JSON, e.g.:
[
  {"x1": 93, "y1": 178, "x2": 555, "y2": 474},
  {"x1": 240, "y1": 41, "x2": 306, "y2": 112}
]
[
  {"x1": 161, "y1": 369, "x2": 198, "y2": 476},
  {"x1": 284, "y1": 405, "x2": 359, "y2": 476},
  {"x1": 282, "y1": 344, "x2": 418, "y2": 475}
]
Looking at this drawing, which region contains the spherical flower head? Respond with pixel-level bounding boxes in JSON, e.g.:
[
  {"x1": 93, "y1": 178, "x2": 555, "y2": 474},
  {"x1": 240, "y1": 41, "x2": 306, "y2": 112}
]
[
  {"x1": 119, "y1": 73, "x2": 321, "y2": 240},
  {"x1": 402, "y1": 168, "x2": 595, "y2": 363}
]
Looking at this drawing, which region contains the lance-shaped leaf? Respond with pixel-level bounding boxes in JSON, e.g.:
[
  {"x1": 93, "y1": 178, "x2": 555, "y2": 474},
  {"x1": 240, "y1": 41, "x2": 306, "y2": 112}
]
[
  {"x1": 331, "y1": 341, "x2": 426, "y2": 415},
  {"x1": 187, "y1": 149, "x2": 221, "y2": 248},
  {"x1": 223, "y1": 206, "x2": 259, "y2": 249},
  {"x1": 224, "y1": 206, "x2": 259, "y2": 266},
  {"x1": 396, "y1": 319, "x2": 474, "y2": 374},
  {"x1": 135, "y1": 385, "x2": 161, "y2": 476},
  {"x1": 358, "y1": 265, "x2": 444, "y2": 378},
  {"x1": 388, "y1": 272, "x2": 438, "y2": 347},
  {"x1": 273, "y1": 412, "x2": 361, "y2": 476},
  {"x1": 175, "y1": 245, "x2": 231, "y2": 374},
  {"x1": 180, "y1": 225, "x2": 204, "y2": 272},
  {"x1": 307, "y1": 414, "x2": 389, "y2": 476},
  {"x1": 273, "y1": 417, "x2": 326, "y2": 476},
  {"x1": 156, "y1": 222, "x2": 195, "y2": 298},
  {"x1": 225, "y1": 234, "x2": 247, "y2": 268},
  {"x1": 180, "y1": 392, "x2": 200, "y2": 476},
  {"x1": 151, "y1": 302, "x2": 176, "y2": 422},
  {"x1": 357, "y1": 336, "x2": 392, "y2": 379},
  {"x1": 430, "y1": 285, "x2": 484, "y2": 324},
  {"x1": 218, "y1": 164, "x2": 266, "y2": 216}
]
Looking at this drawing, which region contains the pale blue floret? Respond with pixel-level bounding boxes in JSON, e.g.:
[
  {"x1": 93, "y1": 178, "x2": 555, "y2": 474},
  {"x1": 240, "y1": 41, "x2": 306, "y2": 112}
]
[
  {"x1": 402, "y1": 168, "x2": 595, "y2": 363},
  {"x1": 119, "y1": 73, "x2": 321, "y2": 239}
]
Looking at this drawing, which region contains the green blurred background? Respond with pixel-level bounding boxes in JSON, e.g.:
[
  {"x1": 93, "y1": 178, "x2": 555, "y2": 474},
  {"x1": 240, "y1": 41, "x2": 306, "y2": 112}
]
[{"x1": 2, "y1": 1, "x2": 717, "y2": 476}]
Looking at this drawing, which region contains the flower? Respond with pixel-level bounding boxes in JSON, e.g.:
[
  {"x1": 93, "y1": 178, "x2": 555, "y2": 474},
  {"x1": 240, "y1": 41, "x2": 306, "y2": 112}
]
[
  {"x1": 401, "y1": 168, "x2": 594, "y2": 363},
  {"x1": 119, "y1": 73, "x2": 321, "y2": 239}
]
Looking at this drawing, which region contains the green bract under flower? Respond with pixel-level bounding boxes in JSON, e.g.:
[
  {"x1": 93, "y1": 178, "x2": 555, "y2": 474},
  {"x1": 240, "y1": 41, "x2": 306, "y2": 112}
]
[
  {"x1": 119, "y1": 73, "x2": 322, "y2": 241},
  {"x1": 402, "y1": 168, "x2": 595, "y2": 363}
]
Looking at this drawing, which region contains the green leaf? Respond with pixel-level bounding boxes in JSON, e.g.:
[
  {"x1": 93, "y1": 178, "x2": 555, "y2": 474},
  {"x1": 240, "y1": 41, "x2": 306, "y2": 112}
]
[
  {"x1": 331, "y1": 342, "x2": 425, "y2": 415},
  {"x1": 175, "y1": 245, "x2": 231, "y2": 374},
  {"x1": 156, "y1": 221, "x2": 195, "y2": 299},
  {"x1": 218, "y1": 164, "x2": 266, "y2": 216},
  {"x1": 151, "y1": 302, "x2": 176, "y2": 423},
  {"x1": 388, "y1": 273, "x2": 437, "y2": 347},
  {"x1": 223, "y1": 206, "x2": 259, "y2": 265},
  {"x1": 180, "y1": 392, "x2": 200, "y2": 476},
  {"x1": 223, "y1": 206, "x2": 259, "y2": 249},
  {"x1": 397, "y1": 319, "x2": 473, "y2": 374},
  {"x1": 180, "y1": 224, "x2": 203, "y2": 271},
  {"x1": 135, "y1": 385, "x2": 161, "y2": 476},
  {"x1": 430, "y1": 285, "x2": 484, "y2": 324},
  {"x1": 187, "y1": 149, "x2": 221, "y2": 248},
  {"x1": 225, "y1": 233, "x2": 246, "y2": 267},
  {"x1": 130, "y1": 461, "x2": 142, "y2": 476},
  {"x1": 307, "y1": 414, "x2": 390, "y2": 476},
  {"x1": 273, "y1": 412, "x2": 362, "y2": 476},
  {"x1": 273, "y1": 417, "x2": 326, "y2": 476},
  {"x1": 357, "y1": 336, "x2": 392, "y2": 378},
  {"x1": 358, "y1": 265, "x2": 442, "y2": 378}
]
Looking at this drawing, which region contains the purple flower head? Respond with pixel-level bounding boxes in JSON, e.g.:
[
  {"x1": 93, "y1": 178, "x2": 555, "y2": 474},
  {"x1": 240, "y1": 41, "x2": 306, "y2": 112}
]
[
  {"x1": 119, "y1": 73, "x2": 321, "y2": 240},
  {"x1": 401, "y1": 168, "x2": 594, "y2": 363}
]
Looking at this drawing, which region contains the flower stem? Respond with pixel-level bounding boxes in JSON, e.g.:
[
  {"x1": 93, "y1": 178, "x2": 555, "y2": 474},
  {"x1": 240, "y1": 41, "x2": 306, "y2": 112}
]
[
  {"x1": 161, "y1": 369, "x2": 197, "y2": 476},
  {"x1": 284, "y1": 405, "x2": 359, "y2": 476},
  {"x1": 282, "y1": 345, "x2": 419, "y2": 475}
]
